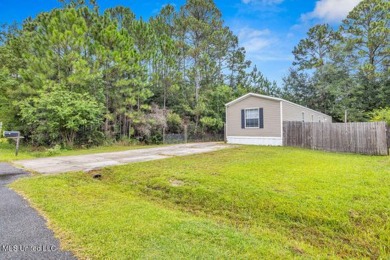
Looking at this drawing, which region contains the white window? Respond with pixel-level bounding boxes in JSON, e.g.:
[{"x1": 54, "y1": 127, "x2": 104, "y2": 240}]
[{"x1": 245, "y1": 108, "x2": 259, "y2": 128}]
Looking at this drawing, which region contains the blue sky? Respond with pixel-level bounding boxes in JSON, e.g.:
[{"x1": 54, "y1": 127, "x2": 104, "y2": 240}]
[{"x1": 0, "y1": 0, "x2": 362, "y2": 85}]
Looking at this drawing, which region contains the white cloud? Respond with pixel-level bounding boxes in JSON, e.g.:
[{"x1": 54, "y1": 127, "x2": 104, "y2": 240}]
[
  {"x1": 286, "y1": 32, "x2": 295, "y2": 39},
  {"x1": 238, "y1": 28, "x2": 271, "y2": 39},
  {"x1": 250, "y1": 53, "x2": 294, "y2": 62},
  {"x1": 241, "y1": 0, "x2": 284, "y2": 5},
  {"x1": 302, "y1": 0, "x2": 362, "y2": 23},
  {"x1": 226, "y1": 21, "x2": 297, "y2": 84},
  {"x1": 234, "y1": 26, "x2": 292, "y2": 63},
  {"x1": 237, "y1": 27, "x2": 272, "y2": 53}
]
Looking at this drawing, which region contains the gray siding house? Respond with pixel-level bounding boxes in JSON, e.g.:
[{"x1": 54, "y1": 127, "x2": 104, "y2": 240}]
[{"x1": 225, "y1": 93, "x2": 332, "y2": 146}]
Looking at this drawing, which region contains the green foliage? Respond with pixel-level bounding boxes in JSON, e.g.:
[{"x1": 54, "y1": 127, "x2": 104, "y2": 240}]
[
  {"x1": 166, "y1": 112, "x2": 182, "y2": 133},
  {"x1": 246, "y1": 66, "x2": 281, "y2": 96},
  {"x1": 281, "y1": 68, "x2": 316, "y2": 108},
  {"x1": 11, "y1": 146, "x2": 390, "y2": 258},
  {"x1": 284, "y1": 0, "x2": 390, "y2": 122},
  {"x1": 370, "y1": 107, "x2": 390, "y2": 124},
  {"x1": 18, "y1": 87, "x2": 103, "y2": 147},
  {"x1": 200, "y1": 116, "x2": 223, "y2": 131},
  {"x1": 340, "y1": 0, "x2": 389, "y2": 78},
  {"x1": 44, "y1": 144, "x2": 62, "y2": 156},
  {"x1": 1, "y1": 0, "x2": 388, "y2": 142},
  {"x1": 0, "y1": 0, "x2": 265, "y2": 147},
  {"x1": 292, "y1": 24, "x2": 339, "y2": 70}
]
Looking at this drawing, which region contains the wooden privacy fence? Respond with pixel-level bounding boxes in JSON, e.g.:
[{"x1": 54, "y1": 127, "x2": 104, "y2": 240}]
[{"x1": 283, "y1": 121, "x2": 389, "y2": 155}]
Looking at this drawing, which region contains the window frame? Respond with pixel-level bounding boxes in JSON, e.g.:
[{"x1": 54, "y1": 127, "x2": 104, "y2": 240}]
[{"x1": 245, "y1": 108, "x2": 260, "y2": 128}]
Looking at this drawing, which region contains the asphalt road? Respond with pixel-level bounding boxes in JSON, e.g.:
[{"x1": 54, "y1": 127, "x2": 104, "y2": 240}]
[
  {"x1": 15, "y1": 142, "x2": 229, "y2": 174},
  {"x1": 0, "y1": 163, "x2": 75, "y2": 260}
]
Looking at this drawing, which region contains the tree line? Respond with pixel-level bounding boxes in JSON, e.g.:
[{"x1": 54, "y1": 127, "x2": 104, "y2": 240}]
[
  {"x1": 0, "y1": 0, "x2": 388, "y2": 147},
  {"x1": 282, "y1": 0, "x2": 389, "y2": 123},
  {"x1": 0, "y1": 0, "x2": 281, "y2": 147}
]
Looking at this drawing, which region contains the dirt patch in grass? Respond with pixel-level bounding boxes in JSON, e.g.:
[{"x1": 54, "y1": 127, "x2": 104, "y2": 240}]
[{"x1": 169, "y1": 179, "x2": 185, "y2": 187}]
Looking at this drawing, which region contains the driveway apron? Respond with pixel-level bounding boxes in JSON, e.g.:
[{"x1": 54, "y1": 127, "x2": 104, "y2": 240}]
[{"x1": 0, "y1": 163, "x2": 75, "y2": 260}]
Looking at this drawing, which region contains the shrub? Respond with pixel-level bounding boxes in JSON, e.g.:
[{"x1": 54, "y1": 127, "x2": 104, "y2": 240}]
[
  {"x1": 370, "y1": 107, "x2": 390, "y2": 125},
  {"x1": 17, "y1": 87, "x2": 103, "y2": 147},
  {"x1": 167, "y1": 112, "x2": 182, "y2": 133},
  {"x1": 44, "y1": 144, "x2": 62, "y2": 156}
]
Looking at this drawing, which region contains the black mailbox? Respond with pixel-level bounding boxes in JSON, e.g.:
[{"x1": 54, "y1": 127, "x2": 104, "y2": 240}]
[{"x1": 4, "y1": 131, "x2": 20, "y2": 138}]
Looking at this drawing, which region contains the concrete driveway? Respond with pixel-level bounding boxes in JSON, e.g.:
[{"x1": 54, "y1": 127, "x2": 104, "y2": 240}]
[{"x1": 15, "y1": 142, "x2": 229, "y2": 174}]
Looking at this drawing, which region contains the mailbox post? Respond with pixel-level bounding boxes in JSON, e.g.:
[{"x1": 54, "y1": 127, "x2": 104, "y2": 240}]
[{"x1": 3, "y1": 131, "x2": 24, "y2": 156}]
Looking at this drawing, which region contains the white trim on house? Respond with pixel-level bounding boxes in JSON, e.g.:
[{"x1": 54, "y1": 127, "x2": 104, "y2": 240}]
[
  {"x1": 225, "y1": 93, "x2": 282, "y2": 106},
  {"x1": 225, "y1": 105, "x2": 228, "y2": 138},
  {"x1": 225, "y1": 92, "x2": 330, "y2": 118},
  {"x1": 227, "y1": 136, "x2": 282, "y2": 146}
]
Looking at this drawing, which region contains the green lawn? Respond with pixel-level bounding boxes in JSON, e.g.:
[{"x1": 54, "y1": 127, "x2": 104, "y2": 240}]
[
  {"x1": 0, "y1": 138, "x2": 160, "y2": 162},
  {"x1": 10, "y1": 146, "x2": 390, "y2": 259}
]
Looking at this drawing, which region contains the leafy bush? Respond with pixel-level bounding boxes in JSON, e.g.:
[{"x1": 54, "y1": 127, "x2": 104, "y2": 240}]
[
  {"x1": 149, "y1": 132, "x2": 163, "y2": 144},
  {"x1": 44, "y1": 144, "x2": 62, "y2": 156},
  {"x1": 18, "y1": 87, "x2": 103, "y2": 147},
  {"x1": 370, "y1": 107, "x2": 390, "y2": 125},
  {"x1": 166, "y1": 112, "x2": 182, "y2": 133},
  {"x1": 200, "y1": 116, "x2": 224, "y2": 133}
]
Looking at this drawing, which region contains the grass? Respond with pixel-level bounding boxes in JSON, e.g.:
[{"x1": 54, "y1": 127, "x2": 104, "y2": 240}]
[
  {"x1": 10, "y1": 146, "x2": 390, "y2": 259},
  {"x1": 0, "y1": 138, "x2": 160, "y2": 162}
]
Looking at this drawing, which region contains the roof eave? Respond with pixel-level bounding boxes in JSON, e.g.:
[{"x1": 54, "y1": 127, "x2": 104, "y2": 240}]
[{"x1": 225, "y1": 93, "x2": 282, "y2": 107}]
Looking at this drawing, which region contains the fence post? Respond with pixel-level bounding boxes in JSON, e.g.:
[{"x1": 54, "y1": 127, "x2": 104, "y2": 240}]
[
  {"x1": 162, "y1": 127, "x2": 166, "y2": 144},
  {"x1": 184, "y1": 125, "x2": 188, "y2": 144},
  {"x1": 15, "y1": 136, "x2": 21, "y2": 156}
]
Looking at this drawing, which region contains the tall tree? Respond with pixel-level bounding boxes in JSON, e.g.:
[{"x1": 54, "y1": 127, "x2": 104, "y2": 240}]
[
  {"x1": 281, "y1": 69, "x2": 316, "y2": 109},
  {"x1": 339, "y1": 0, "x2": 390, "y2": 119},
  {"x1": 247, "y1": 65, "x2": 281, "y2": 96},
  {"x1": 286, "y1": 24, "x2": 341, "y2": 117},
  {"x1": 179, "y1": 0, "x2": 223, "y2": 104},
  {"x1": 149, "y1": 5, "x2": 181, "y2": 111},
  {"x1": 0, "y1": 0, "x2": 274, "y2": 145},
  {"x1": 292, "y1": 24, "x2": 339, "y2": 70},
  {"x1": 340, "y1": 0, "x2": 390, "y2": 78}
]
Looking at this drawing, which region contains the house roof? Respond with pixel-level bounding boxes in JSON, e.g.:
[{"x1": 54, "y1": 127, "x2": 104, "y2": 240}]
[
  {"x1": 225, "y1": 92, "x2": 331, "y2": 118},
  {"x1": 225, "y1": 93, "x2": 282, "y2": 106}
]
